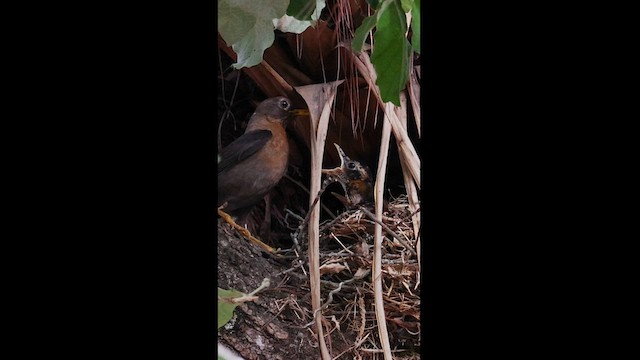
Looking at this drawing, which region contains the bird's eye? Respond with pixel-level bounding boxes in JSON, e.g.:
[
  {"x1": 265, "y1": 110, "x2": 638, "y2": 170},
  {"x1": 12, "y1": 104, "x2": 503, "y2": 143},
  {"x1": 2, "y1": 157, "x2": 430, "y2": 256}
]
[
  {"x1": 280, "y1": 99, "x2": 290, "y2": 109},
  {"x1": 347, "y1": 162, "x2": 356, "y2": 170}
]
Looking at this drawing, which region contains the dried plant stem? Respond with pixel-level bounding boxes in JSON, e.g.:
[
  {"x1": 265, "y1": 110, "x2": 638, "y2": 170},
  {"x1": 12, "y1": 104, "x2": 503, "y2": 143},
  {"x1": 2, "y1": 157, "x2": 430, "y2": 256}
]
[
  {"x1": 309, "y1": 94, "x2": 332, "y2": 360},
  {"x1": 372, "y1": 103, "x2": 394, "y2": 360},
  {"x1": 295, "y1": 81, "x2": 344, "y2": 360},
  {"x1": 260, "y1": 60, "x2": 294, "y2": 92},
  {"x1": 407, "y1": 58, "x2": 421, "y2": 138},
  {"x1": 394, "y1": 92, "x2": 421, "y2": 264}
]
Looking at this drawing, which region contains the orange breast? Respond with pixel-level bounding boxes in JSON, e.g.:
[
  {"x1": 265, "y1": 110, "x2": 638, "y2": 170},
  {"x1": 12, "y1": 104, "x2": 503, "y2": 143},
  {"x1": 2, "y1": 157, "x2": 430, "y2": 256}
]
[{"x1": 255, "y1": 122, "x2": 289, "y2": 180}]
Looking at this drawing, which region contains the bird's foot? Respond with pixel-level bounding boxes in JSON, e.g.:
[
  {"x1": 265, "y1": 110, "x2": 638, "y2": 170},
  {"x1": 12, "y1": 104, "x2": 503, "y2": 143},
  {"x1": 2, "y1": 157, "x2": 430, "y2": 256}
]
[{"x1": 218, "y1": 209, "x2": 281, "y2": 256}]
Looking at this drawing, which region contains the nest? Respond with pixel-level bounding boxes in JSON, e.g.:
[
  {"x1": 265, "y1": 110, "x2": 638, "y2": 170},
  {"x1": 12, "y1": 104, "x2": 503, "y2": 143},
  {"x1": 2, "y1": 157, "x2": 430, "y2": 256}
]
[
  {"x1": 286, "y1": 194, "x2": 421, "y2": 359},
  {"x1": 218, "y1": 193, "x2": 421, "y2": 359}
]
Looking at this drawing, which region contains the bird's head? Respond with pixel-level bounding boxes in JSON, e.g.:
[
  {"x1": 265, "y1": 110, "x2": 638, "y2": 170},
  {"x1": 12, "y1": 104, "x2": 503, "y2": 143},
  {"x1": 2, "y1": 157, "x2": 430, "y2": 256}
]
[
  {"x1": 322, "y1": 143, "x2": 371, "y2": 184},
  {"x1": 251, "y1": 96, "x2": 292, "y2": 124},
  {"x1": 248, "y1": 96, "x2": 309, "y2": 129},
  {"x1": 322, "y1": 143, "x2": 374, "y2": 207}
]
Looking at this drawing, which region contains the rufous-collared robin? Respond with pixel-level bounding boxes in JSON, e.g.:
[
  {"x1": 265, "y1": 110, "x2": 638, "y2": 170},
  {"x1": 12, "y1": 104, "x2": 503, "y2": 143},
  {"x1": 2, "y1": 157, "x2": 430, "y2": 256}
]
[
  {"x1": 217, "y1": 96, "x2": 306, "y2": 253},
  {"x1": 322, "y1": 143, "x2": 375, "y2": 209}
]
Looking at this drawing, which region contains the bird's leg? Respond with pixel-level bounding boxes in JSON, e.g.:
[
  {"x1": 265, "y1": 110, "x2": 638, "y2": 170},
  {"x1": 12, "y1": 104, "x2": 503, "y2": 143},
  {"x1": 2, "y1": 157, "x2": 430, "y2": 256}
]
[
  {"x1": 260, "y1": 193, "x2": 272, "y2": 241},
  {"x1": 217, "y1": 208, "x2": 280, "y2": 255},
  {"x1": 291, "y1": 179, "x2": 333, "y2": 244}
]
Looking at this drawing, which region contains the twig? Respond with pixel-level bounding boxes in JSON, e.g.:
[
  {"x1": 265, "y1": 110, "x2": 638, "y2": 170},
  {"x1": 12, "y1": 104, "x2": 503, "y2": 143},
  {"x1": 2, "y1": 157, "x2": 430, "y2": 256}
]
[
  {"x1": 286, "y1": 271, "x2": 360, "y2": 293},
  {"x1": 303, "y1": 269, "x2": 371, "y2": 329},
  {"x1": 381, "y1": 259, "x2": 418, "y2": 265},
  {"x1": 290, "y1": 178, "x2": 335, "y2": 253},
  {"x1": 402, "y1": 207, "x2": 421, "y2": 222},
  {"x1": 330, "y1": 233, "x2": 354, "y2": 254},
  {"x1": 284, "y1": 174, "x2": 337, "y2": 219},
  {"x1": 285, "y1": 209, "x2": 305, "y2": 226},
  {"x1": 319, "y1": 252, "x2": 360, "y2": 259},
  {"x1": 319, "y1": 209, "x2": 356, "y2": 231},
  {"x1": 358, "y1": 207, "x2": 417, "y2": 257},
  {"x1": 285, "y1": 210, "x2": 305, "y2": 255},
  {"x1": 275, "y1": 259, "x2": 306, "y2": 277},
  {"x1": 217, "y1": 208, "x2": 282, "y2": 257}
]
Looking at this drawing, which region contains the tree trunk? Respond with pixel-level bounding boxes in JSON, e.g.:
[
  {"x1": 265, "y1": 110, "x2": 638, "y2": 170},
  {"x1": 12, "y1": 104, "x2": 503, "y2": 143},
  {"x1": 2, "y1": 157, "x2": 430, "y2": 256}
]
[{"x1": 217, "y1": 223, "x2": 321, "y2": 360}]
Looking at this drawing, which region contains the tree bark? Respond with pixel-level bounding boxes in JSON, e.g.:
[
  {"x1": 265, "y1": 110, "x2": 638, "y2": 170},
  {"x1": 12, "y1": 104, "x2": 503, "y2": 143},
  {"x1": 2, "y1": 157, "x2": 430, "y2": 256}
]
[{"x1": 217, "y1": 223, "x2": 321, "y2": 360}]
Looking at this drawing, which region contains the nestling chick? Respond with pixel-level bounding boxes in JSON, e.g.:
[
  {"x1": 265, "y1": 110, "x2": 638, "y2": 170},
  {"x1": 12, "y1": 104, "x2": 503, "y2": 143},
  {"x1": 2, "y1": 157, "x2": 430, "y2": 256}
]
[{"x1": 322, "y1": 143, "x2": 374, "y2": 208}]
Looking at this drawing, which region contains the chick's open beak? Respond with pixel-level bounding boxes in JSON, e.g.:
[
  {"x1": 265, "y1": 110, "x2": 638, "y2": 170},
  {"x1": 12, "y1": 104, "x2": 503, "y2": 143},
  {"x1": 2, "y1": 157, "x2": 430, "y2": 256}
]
[{"x1": 322, "y1": 143, "x2": 350, "y2": 181}]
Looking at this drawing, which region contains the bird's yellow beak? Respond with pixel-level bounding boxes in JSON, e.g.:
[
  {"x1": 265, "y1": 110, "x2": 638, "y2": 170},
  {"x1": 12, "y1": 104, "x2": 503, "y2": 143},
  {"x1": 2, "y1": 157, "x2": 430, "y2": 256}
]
[{"x1": 289, "y1": 108, "x2": 310, "y2": 116}]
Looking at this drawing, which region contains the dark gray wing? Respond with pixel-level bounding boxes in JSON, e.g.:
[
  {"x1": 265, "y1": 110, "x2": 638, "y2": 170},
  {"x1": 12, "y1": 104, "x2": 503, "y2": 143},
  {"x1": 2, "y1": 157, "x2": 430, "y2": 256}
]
[{"x1": 217, "y1": 130, "x2": 272, "y2": 173}]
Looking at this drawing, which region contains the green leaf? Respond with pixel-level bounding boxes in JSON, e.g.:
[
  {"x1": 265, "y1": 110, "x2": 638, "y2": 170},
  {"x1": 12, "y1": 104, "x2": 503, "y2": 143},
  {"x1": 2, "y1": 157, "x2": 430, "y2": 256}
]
[
  {"x1": 310, "y1": 0, "x2": 326, "y2": 21},
  {"x1": 287, "y1": 0, "x2": 317, "y2": 21},
  {"x1": 411, "y1": 0, "x2": 420, "y2": 53},
  {"x1": 351, "y1": 14, "x2": 378, "y2": 52},
  {"x1": 273, "y1": 16, "x2": 311, "y2": 34},
  {"x1": 376, "y1": 0, "x2": 396, "y2": 14},
  {"x1": 352, "y1": 0, "x2": 394, "y2": 52},
  {"x1": 217, "y1": 287, "x2": 244, "y2": 329},
  {"x1": 366, "y1": 0, "x2": 381, "y2": 9},
  {"x1": 370, "y1": 0, "x2": 411, "y2": 106},
  {"x1": 400, "y1": 0, "x2": 413, "y2": 13},
  {"x1": 275, "y1": 0, "x2": 326, "y2": 34},
  {"x1": 218, "y1": 0, "x2": 289, "y2": 69}
]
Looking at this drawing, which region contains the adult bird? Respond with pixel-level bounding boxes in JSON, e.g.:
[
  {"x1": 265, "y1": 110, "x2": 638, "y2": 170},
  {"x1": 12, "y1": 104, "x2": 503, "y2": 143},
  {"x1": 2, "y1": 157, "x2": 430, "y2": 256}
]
[{"x1": 217, "y1": 96, "x2": 301, "y2": 252}]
